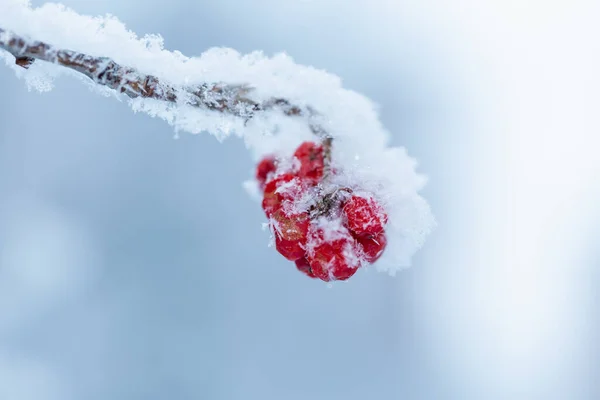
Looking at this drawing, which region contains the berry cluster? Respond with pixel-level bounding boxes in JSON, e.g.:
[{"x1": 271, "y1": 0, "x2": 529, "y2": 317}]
[{"x1": 256, "y1": 141, "x2": 388, "y2": 282}]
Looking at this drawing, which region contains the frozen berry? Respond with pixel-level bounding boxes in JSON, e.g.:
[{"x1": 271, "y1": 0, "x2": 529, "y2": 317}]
[
  {"x1": 275, "y1": 235, "x2": 306, "y2": 261},
  {"x1": 271, "y1": 210, "x2": 309, "y2": 261},
  {"x1": 257, "y1": 141, "x2": 389, "y2": 282},
  {"x1": 307, "y1": 228, "x2": 361, "y2": 281},
  {"x1": 294, "y1": 141, "x2": 324, "y2": 184},
  {"x1": 262, "y1": 173, "x2": 303, "y2": 217},
  {"x1": 271, "y1": 209, "x2": 309, "y2": 241},
  {"x1": 295, "y1": 257, "x2": 316, "y2": 278},
  {"x1": 256, "y1": 156, "x2": 277, "y2": 189},
  {"x1": 343, "y1": 195, "x2": 388, "y2": 236},
  {"x1": 356, "y1": 232, "x2": 387, "y2": 263}
]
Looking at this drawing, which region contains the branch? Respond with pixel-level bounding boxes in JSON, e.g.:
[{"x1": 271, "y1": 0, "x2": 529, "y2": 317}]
[{"x1": 0, "y1": 26, "x2": 331, "y2": 147}]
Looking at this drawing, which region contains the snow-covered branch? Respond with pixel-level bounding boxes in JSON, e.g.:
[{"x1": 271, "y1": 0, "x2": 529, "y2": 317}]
[
  {"x1": 0, "y1": 23, "x2": 334, "y2": 171},
  {"x1": 0, "y1": 26, "x2": 329, "y2": 138},
  {"x1": 0, "y1": 1, "x2": 434, "y2": 273}
]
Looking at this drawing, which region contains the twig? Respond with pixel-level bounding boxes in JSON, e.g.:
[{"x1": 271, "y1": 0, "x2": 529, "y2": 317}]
[{"x1": 0, "y1": 26, "x2": 333, "y2": 150}]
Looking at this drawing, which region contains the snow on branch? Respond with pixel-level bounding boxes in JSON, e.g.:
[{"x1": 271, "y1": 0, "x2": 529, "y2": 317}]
[
  {"x1": 0, "y1": 1, "x2": 434, "y2": 273},
  {"x1": 0, "y1": 27, "x2": 331, "y2": 137},
  {"x1": 0, "y1": 24, "x2": 334, "y2": 168},
  {"x1": 0, "y1": 26, "x2": 256, "y2": 114}
]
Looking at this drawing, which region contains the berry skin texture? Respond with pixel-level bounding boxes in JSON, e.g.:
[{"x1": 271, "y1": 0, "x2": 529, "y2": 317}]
[
  {"x1": 295, "y1": 257, "x2": 316, "y2": 278},
  {"x1": 271, "y1": 210, "x2": 309, "y2": 261},
  {"x1": 261, "y1": 173, "x2": 303, "y2": 217},
  {"x1": 307, "y1": 229, "x2": 361, "y2": 282},
  {"x1": 343, "y1": 195, "x2": 388, "y2": 236},
  {"x1": 271, "y1": 209, "x2": 309, "y2": 242},
  {"x1": 294, "y1": 142, "x2": 324, "y2": 184},
  {"x1": 276, "y1": 235, "x2": 306, "y2": 261},
  {"x1": 356, "y1": 232, "x2": 387, "y2": 264},
  {"x1": 256, "y1": 156, "x2": 277, "y2": 190}
]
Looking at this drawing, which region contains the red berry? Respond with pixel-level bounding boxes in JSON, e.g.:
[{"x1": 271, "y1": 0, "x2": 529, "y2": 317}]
[
  {"x1": 272, "y1": 209, "x2": 309, "y2": 241},
  {"x1": 271, "y1": 209, "x2": 309, "y2": 261},
  {"x1": 275, "y1": 236, "x2": 306, "y2": 261},
  {"x1": 356, "y1": 232, "x2": 387, "y2": 263},
  {"x1": 295, "y1": 257, "x2": 316, "y2": 278},
  {"x1": 294, "y1": 141, "x2": 324, "y2": 184},
  {"x1": 343, "y1": 195, "x2": 388, "y2": 236},
  {"x1": 256, "y1": 156, "x2": 277, "y2": 190},
  {"x1": 262, "y1": 174, "x2": 304, "y2": 217},
  {"x1": 306, "y1": 227, "x2": 361, "y2": 281}
]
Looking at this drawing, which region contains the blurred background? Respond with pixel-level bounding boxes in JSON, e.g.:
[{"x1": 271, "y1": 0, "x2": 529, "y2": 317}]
[{"x1": 0, "y1": 0, "x2": 598, "y2": 399}]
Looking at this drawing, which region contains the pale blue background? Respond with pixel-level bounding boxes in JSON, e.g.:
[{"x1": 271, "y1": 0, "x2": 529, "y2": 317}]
[{"x1": 0, "y1": 1, "x2": 596, "y2": 399}]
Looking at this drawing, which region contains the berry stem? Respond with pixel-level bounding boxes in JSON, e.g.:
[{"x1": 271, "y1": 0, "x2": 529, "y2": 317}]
[
  {"x1": 321, "y1": 137, "x2": 333, "y2": 180},
  {"x1": 309, "y1": 187, "x2": 352, "y2": 219}
]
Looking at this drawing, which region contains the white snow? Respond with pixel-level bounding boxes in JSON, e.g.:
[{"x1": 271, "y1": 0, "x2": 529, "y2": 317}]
[{"x1": 0, "y1": 0, "x2": 435, "y2": 273}]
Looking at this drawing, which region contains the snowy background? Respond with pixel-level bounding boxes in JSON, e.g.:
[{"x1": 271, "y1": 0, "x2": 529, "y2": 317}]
[{"x1": 0, "y1": 0, "x2": 598, "y2": 399}]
